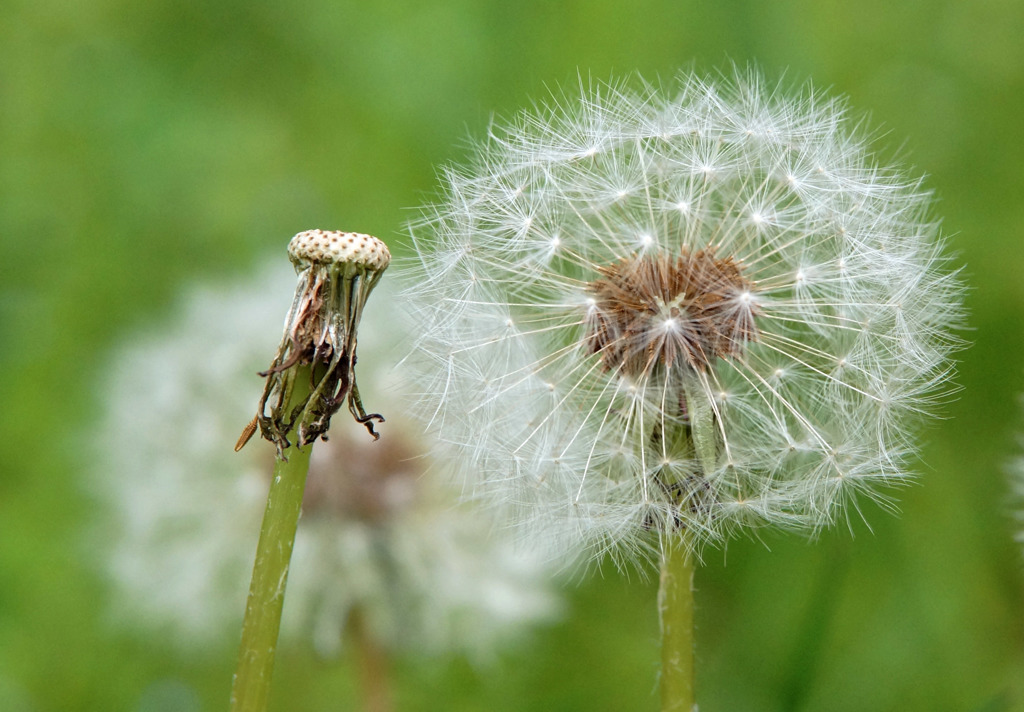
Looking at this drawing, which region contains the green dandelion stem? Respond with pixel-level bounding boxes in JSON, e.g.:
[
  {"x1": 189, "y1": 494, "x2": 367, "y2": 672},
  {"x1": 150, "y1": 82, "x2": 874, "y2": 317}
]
[
  {"x1": 659, "y1": 380, "x2": 711, "y2": 712},
  {"x1": 683, "y1": 376, "x2": 717, "y2": 477},
  {"x1": 348, "y1": 606, "x2": 394, "y2": 712},
  {"x1": 659, "y1": 533, "x2": 696, "y2": 712},
  {"x1": 230, "y1": 364, "x2": 314, "y2": 712}
]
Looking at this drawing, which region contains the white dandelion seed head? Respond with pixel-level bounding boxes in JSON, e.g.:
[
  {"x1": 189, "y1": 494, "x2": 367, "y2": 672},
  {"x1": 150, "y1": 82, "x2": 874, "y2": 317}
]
[
  {"x1": 89, "y1": 263, "x2": 561, "y2": 658},
  {"x1": 402, "y1": 69, "x2": 965, "y2": 565}
]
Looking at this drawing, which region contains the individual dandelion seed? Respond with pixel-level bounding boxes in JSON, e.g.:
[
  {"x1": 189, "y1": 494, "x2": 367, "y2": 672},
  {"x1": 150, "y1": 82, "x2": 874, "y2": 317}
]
[
  {"x1": 402, "y1": 68, "x2": 965, "y2": 710},
  {"x1": 90, "y1": 264, "x2": 562, "y2": 703},
  {"x1": 240, "y1": 230, "x2": 391, "y2": 454}
]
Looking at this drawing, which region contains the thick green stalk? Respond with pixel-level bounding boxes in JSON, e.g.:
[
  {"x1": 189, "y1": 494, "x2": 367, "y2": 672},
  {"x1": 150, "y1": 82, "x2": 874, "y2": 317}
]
[
  {"x1": 659, "y1": 534, "x2": 696, "y2": 712},
  {"x1": 230, "y1": 366, "x2": 313, "y2": 712}
]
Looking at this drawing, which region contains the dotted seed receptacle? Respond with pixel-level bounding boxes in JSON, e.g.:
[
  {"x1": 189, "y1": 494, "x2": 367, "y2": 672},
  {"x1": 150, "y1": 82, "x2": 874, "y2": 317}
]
[{"x1": 288, "y1": 230, "x2": 391, "y2": 272}]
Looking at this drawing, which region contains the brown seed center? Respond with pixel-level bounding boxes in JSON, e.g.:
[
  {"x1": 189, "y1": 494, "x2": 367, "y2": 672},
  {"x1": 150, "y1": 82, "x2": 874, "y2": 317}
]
[{"x1": 584, "y1": 248, "x2": 758, "y2": 377}]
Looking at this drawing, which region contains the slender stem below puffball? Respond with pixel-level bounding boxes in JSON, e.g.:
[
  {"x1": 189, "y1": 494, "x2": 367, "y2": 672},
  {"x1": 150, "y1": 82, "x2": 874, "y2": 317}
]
[
  {"x1": 656, "y1": 378, "x2": 711, "y2": 712},
  {"x1": 230, "y1": 365, "x2": 314, "y2": 712},
  {"x1": 348, "y1": 606, "x2": 394, "y2": 712},
  {"x1": 659, "y1": 534, "x2": 696, "y2": 712}
]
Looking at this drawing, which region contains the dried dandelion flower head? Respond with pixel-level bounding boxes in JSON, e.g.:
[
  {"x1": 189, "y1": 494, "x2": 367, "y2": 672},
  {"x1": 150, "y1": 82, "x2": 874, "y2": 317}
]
[
  {"x1": 92, "y1": 264, "x2": 561, "y2": 657},
  {"x1": 403, "y1": 69, "x2": 964, "y2": 562},
  {"x1": 249, "y1": 230, "x2": 390, "y2": 454}
]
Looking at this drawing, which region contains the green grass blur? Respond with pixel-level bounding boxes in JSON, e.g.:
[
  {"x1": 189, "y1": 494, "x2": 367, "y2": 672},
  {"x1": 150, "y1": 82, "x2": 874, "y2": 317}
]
[{"x1": 2, "y1": 1, "x2": 1023, "y2": 710}]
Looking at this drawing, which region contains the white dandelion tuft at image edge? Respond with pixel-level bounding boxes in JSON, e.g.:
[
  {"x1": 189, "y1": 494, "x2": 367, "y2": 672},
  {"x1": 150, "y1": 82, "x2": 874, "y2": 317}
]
[
  {"x1": 402, "y1": 68, "x2": 965, "y2": 564},
  {"x1": 1007, "y1": 398, "x2": 1024, "y2": 558},
  {"x1": 90, "y1": 263, "x2": 562, "y2": 659}
]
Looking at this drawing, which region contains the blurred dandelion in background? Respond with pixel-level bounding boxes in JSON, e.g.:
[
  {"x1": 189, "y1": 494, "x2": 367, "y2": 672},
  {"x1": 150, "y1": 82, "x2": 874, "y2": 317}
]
[{"x1": 90, "y1": 263, "x2": 562, "y2": 672}]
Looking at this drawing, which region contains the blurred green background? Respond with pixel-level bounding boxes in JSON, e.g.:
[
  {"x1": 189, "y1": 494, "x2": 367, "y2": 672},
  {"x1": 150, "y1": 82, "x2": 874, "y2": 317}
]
[{"x1": 2, "y1": 0, "x2": 1023, "y2": 710}]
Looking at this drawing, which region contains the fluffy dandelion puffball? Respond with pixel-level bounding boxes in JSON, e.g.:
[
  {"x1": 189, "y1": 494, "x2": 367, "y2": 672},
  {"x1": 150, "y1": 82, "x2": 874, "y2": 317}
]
[
  {"x1": 92, "y1": 264, "x2": 561, "y2": 657},
  {"x1": 403, "y1": 70, "x2": 964, "y2": 562}
]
